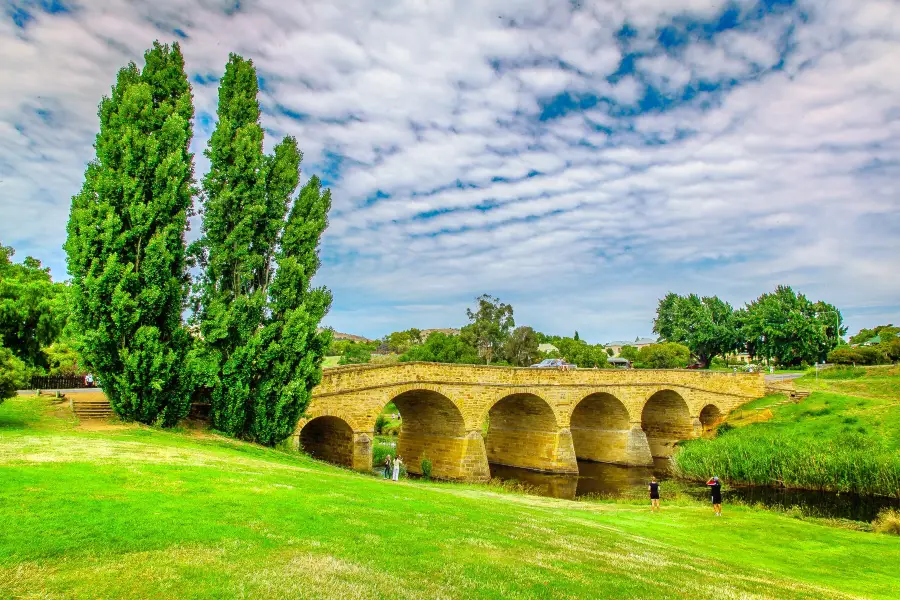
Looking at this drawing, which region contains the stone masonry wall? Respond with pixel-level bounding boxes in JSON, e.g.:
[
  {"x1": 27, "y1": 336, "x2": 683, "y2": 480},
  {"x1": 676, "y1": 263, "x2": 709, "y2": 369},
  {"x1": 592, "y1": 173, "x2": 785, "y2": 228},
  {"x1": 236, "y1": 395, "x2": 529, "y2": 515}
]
[{"x1": 296, "y1": 363, "x2": 766, "y2": 480}]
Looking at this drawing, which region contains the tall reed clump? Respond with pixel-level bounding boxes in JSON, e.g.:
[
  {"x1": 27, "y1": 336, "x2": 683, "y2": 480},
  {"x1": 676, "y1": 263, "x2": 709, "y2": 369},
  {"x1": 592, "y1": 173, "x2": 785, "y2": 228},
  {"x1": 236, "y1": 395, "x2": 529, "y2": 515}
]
[
  {"x1": 672, "y1": 428, "x2": 900, "y2": 497},
  {"x1": 873, "y1": 508, "x2": 900, "y2": 535}
]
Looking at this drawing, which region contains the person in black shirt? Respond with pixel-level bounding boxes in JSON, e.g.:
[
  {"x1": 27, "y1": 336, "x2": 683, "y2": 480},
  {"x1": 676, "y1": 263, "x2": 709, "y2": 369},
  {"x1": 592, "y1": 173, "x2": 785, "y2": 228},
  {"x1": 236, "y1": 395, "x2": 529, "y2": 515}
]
[
  {"x1": 648, "y1": 477, "x2": 660, "y2": 512},
  {"x1": 707, "y1": 476, "x2": 723, "y2": 516}
]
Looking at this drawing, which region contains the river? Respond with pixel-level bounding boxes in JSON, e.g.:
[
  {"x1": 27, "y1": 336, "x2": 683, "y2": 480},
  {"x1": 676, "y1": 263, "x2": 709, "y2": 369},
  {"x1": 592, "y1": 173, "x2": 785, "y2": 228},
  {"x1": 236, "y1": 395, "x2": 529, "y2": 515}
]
[{"x1": 489, "y1": 460, "x2": 900, "y2": 522}]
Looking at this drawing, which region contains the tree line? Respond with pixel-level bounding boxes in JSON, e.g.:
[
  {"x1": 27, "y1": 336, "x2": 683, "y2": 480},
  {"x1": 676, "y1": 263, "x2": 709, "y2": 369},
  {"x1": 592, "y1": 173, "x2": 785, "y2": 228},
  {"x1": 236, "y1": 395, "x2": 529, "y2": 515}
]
[{"x1": 653, "y1": 286, "x2": 845, "y2": 368}]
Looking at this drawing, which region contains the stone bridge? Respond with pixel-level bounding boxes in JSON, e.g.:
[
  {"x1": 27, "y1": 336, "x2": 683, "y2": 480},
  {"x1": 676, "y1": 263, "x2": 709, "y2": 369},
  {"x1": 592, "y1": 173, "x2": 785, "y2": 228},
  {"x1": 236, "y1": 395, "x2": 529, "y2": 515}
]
[{"x1": 292, "y1": 362, "x2": 766, "y2": 481}]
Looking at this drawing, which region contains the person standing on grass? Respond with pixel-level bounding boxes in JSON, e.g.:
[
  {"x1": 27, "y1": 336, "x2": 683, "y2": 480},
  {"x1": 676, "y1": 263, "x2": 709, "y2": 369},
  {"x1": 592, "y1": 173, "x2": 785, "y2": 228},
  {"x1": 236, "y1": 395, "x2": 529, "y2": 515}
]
[
  {"x1": 383, "y1": 455, "x2": 392, "y2": 479},
  {"x1": 392, "y1": 456, "x2": 403, "y2": 481},
  {"x1": 707, "y1": 476, "x2": 723, "y2": 516},
  {"x1": 649, "y1": 477, "x2": 660, "y2": 512}
]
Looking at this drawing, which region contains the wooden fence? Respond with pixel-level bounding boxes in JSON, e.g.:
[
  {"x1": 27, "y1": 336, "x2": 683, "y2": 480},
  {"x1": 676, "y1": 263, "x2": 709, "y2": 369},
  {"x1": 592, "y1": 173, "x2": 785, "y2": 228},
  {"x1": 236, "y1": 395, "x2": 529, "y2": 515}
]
[{"x1": 29, "y1": 375, "x2": 94, "y2": 390}]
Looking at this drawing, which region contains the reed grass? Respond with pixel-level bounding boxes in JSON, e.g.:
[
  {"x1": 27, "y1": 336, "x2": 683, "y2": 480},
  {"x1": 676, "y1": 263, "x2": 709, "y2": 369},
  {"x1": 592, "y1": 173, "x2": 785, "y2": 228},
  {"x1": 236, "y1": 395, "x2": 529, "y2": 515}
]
[{"x1": 673, "y1": 424, "x2": 900, "y2": 497}]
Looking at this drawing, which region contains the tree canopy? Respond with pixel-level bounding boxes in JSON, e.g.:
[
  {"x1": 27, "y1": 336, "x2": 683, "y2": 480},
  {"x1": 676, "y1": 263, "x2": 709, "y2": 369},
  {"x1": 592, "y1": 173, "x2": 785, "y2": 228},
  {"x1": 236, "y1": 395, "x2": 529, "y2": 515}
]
[
  {"x1": 636, "y1": 343, "x2": 691, "y2": 369},
  {"x1": 461, "y1": 294, "x2": 514, "y2": 364},
  {"x1": 502, "y1": 326, "x2": 541, "y2": 367},
  {"x1": 653, "y1": 293, "x2": 741, "y2": 367},
  {"x1": 741, "y1": 286, "x2": 844, "y2": 366},
  {"x1": 191, "y1": 53, "x2": 332, "y2": 445},
  {"x1": 0, "y1": 243, "x2": 69, "y2": 370},
  {"x1": 65, "y1": 41, "x2": 195, "y2": 426},
  {"x1": 400, "y1": 332, "x2": 480, "y2": 364}
]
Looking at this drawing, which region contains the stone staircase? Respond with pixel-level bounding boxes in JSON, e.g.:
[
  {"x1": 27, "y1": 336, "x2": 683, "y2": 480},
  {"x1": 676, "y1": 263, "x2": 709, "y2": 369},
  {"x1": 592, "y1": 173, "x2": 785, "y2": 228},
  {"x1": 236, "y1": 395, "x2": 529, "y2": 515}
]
[{"x1": 71, "y1": 399, "x2": 114, "y2": 420}]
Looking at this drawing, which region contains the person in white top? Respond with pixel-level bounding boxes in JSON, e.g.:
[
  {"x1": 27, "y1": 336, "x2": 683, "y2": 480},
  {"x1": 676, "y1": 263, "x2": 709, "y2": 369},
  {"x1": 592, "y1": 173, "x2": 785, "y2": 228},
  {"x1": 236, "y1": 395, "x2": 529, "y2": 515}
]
[{"x1": 392, "y1": 456, "x2": 403, "y2": 481}]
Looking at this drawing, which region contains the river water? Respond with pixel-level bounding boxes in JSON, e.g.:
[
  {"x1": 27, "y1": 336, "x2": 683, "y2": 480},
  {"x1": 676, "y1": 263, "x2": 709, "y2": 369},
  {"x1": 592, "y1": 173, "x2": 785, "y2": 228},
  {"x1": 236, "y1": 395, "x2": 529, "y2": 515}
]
[{"x1": 489, "y1": 460, "x2": 900, "y2": 522}]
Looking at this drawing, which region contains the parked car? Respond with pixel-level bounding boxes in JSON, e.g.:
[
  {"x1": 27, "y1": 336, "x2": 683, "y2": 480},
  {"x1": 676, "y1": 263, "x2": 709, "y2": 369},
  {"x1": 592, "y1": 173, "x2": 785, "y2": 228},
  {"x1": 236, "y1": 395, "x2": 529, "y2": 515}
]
[
  {"x1": 685, "y1": 363, "x2": 703, "y2": 369},
  {"x1": 529, "y1": 358, "x2": 576, "y2": 369}
]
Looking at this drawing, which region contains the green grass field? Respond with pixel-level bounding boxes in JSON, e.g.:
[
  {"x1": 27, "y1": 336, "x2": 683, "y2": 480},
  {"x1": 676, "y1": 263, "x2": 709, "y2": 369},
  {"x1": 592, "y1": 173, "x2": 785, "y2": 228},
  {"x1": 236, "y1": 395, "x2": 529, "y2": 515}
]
[
  {"x1": 1, "y1": 395, "x2": 899, "y2": 599},
  {"x1": 673, "y1": 367, "x2": 900, "y2": 496}
]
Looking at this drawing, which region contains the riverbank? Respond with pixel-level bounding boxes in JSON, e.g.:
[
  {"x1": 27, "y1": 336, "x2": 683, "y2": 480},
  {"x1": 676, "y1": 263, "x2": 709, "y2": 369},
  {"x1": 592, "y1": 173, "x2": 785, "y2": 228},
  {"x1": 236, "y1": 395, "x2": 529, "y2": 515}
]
[
  {"x1": 2, "y1": 394, "x2": 899, "y2": 598},
  {"x1": 672, "y1": 366, "x2": 900, "y2": 497}
]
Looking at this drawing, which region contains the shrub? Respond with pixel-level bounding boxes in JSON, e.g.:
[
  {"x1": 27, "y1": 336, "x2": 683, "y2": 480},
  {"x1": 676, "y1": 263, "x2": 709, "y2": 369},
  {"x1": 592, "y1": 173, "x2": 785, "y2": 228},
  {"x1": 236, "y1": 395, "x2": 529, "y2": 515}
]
[
  {"x1": 636, "y1": 343, "x2": 691, "y2": 369},
  {"x1": 421, "y1": 457, "x2": 433, "y2": 480},
  {"x1": 374, "y1": 413, "x2": 388, "y2": 435},
  {"x1": 716, "y1": 422, "x2": 735, "y2": 436},
  {"x1": 0, "y1": 344, "x2": 29, "y2": 401},
  {"x1": 873, "y1": 508, "x2": 900, "y2": 535},
  {"x1": 828, "y1": 347, "x2": 886, "y2": 366}
]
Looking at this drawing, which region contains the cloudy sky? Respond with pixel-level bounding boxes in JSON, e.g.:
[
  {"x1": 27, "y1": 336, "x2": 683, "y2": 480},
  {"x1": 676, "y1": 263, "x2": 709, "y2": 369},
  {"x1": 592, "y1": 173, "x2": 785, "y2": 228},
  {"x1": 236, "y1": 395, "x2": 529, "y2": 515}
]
[{"x1": 2, "y1": 0, "x2": 899, "y2": 342}]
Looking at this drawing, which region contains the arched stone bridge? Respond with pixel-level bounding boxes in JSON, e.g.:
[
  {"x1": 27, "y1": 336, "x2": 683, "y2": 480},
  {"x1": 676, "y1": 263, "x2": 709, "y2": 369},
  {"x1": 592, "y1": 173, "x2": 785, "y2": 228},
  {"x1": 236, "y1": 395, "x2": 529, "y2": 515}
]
[{"x1": 292, "y1": 362, "x2": 766, "y2": 481}]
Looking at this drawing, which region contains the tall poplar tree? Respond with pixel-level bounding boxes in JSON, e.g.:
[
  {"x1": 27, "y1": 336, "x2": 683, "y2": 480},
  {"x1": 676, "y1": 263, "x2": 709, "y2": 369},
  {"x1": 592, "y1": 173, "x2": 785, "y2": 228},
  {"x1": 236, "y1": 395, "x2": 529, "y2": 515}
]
[
  {"x1": 65, "y1": 41, "x2": 195, "y2": 425},
  {"x1": 193, "y1": 54, "x2": 331, "y2": 444}
]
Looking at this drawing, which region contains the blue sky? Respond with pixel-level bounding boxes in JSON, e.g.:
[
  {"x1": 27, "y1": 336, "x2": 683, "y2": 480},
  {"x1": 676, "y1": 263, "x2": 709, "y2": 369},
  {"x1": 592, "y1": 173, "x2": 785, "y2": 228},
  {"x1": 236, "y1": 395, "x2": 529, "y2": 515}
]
[{"x1": 2, "y1": 0, "x2": 899, "y2": 343}]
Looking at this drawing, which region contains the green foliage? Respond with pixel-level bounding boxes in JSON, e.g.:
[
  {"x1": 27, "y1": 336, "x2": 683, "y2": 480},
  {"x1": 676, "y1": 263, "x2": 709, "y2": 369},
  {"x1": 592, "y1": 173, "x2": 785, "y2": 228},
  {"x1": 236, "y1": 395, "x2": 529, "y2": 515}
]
[
  {"x1": 462, "y1": 294, "x2": 514, "y2": 364},
  {"x1": 653, "y1": 293, "x2": 741, "y2": 366},
  {"x1": 65, "y1": 41, "x2": 195, "y2": 426},
  {"x1": 191, "y1": 54, "x2": 332, "y2": 445},
  {"x1": 0, "y1": 342, "x2": 29, "y2": 400},
  {"x1": 618, "y1": 345, "x2": 639, "y2": 362},
  {"x1": 43, "y1": 340, "x2": 82, "y2": 376},
  {"x1": 741, "y1": 287, "x2": 844, "y2": 366},
  {"x1": 400, "y1": 332, "x2": 480, "y2": 364},
  {"x1": 502, "y1": 326, "x2": 541, "y2": 366},
  {"x1": 0, "y1": 243, "x2": 70, "y2": 369},
  {"x1": 374, "y1": 413, "x2": 388, "y2": 435},
  {"x1": 542, "y1": 336, "x2": 609, "y2": 368},
  {"x1": 339, "y1": 344, "x2": 371, "y2": 365},
  {"x1": 635, "y1": 342, "x2": 691, "y2": 368},
  {"x1": 849, "y1": 325, "x2": 898, "y2": 345},
  {"x1": 828, "y1": 347, "x2": 887, "y2": 366},
  {"x1": 382, "y1": 329, "x2": 422, "y2": 353},
  {"x1": 421, "y1": 457, "x2": 433, "y2": 480}
]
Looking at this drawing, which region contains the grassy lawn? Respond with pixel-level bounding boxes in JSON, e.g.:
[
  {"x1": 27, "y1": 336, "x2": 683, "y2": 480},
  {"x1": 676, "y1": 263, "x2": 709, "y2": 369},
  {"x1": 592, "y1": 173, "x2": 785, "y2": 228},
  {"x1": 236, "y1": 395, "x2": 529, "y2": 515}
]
[
  {"x1": 322, "y1": 355, "x2": 341, "y2": 368},
  {"x1": 673, "y1": 367, "x2": 900, "y2": 496},
  {"x1": 2, "y1": 396, "x2": 899, "y2": 599}
]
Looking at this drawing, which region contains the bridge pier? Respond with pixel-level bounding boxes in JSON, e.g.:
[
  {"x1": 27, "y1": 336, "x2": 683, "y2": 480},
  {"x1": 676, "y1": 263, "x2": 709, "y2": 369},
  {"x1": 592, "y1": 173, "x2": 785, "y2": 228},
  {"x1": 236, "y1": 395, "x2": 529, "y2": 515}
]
[
  {"x1": 486, "y1": 426, "x2": 579, "y2": 474},
  {"x1": 352, "y1": 432, "x2": 373, "y2": 473},
  {"x1": 624, "y1": 423, "x2": 654, "y2": 466}
]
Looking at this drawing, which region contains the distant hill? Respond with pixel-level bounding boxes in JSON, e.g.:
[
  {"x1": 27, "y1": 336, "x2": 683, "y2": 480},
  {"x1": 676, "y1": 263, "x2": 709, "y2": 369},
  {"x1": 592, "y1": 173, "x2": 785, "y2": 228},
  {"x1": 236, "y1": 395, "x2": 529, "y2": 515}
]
[
  {"x1": 421, "y1": 328, "x2": 460, "y2": 338},
  {"x1": 317, "y1": 328, "x2": 375, "y2": 344}
]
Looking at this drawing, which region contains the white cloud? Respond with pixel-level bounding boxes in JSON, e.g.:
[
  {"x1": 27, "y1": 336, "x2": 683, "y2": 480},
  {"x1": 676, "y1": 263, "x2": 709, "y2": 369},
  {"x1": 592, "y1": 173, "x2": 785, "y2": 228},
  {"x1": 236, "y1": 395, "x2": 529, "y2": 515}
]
[{"x1": 1, "y1": 0, "x2": 899, "y2": 342}]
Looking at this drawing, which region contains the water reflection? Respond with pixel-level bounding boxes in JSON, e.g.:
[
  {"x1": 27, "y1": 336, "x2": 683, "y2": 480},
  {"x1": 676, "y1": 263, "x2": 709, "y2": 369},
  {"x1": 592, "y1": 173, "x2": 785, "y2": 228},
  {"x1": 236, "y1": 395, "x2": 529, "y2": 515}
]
[{"x1": 488, "y1": 460, "x2": 900, "y2": 522}]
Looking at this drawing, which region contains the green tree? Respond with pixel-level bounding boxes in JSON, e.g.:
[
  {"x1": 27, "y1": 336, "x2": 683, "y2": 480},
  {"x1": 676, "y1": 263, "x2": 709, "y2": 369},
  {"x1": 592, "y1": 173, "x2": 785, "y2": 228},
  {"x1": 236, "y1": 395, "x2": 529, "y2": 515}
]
[
  {"x1": 0, "y1": 243, "x2": 70, "y2": 369},
  {"x1": 619, "y1": 345, "x2": 639, "y2": 362},
  {"x1": 192, "y1": 54, "x2": 332, "y2": 444},
  {"x1": 547, "y1": 336, "x2": 609, "y2": 368},
  {"x1": 65, "y1": 41, "x2": 195, "y2": 426},
  {"x1": 461, "y1": 294, "x2": 514, "y2": 364},
  {"x1": 400, "y1": 332, "x2": 480, "y2": 364},
  {"x1": 573, "y1": 331, "x2": 580, "y2": 341},
  {"x1": 339, "y1": 344, "x2": 372, "y2": 365},
  {"x1": 503, "y1": 326, "x2": 541, "y2": 366},
  {"x1": 653, "y1": 293, "x2": 741, "y2": 367},
  {"x1": 741, "y1": 286, "x2": 845, "y2": 367},
  {"x1": 636, "y1": 343, "x2": 691, "y2": 369},
  {"x1": 0, "y1": 342, "x2": 28, "y2": 400}
]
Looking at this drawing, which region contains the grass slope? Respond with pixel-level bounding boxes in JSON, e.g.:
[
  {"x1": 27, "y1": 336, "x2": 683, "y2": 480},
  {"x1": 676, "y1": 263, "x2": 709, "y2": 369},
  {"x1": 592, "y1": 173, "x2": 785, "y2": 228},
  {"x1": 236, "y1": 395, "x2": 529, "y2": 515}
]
[
  {"x1": 1, "y1": 396, "x2": 899, "y2": 599},
  {"x1": 673, "y1": 367, "x2": 900, "y2": 496}
]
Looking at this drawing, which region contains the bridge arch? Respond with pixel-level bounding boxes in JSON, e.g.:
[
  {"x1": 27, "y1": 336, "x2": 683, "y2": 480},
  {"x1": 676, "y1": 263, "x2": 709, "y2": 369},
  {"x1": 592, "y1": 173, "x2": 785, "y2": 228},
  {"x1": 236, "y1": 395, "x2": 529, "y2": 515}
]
[
  {"x1": 384, "y1": 388, "x2": 475, "y2": 480},
  {"x1": 699, "y1": 404, "x2": 724, "y2": 431},
  {"x1": 484, "y1": 392, "x2": 577, "y2": 473},
  {"x1": 570, "y1": 392, "x2": 634, "y2": 465},
  {"x1": 300, "y1": 416, "x2": 355, "y2": 468},
  {"x1": 641, "y1": 389, "x2": 695, "y2": 458}
]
